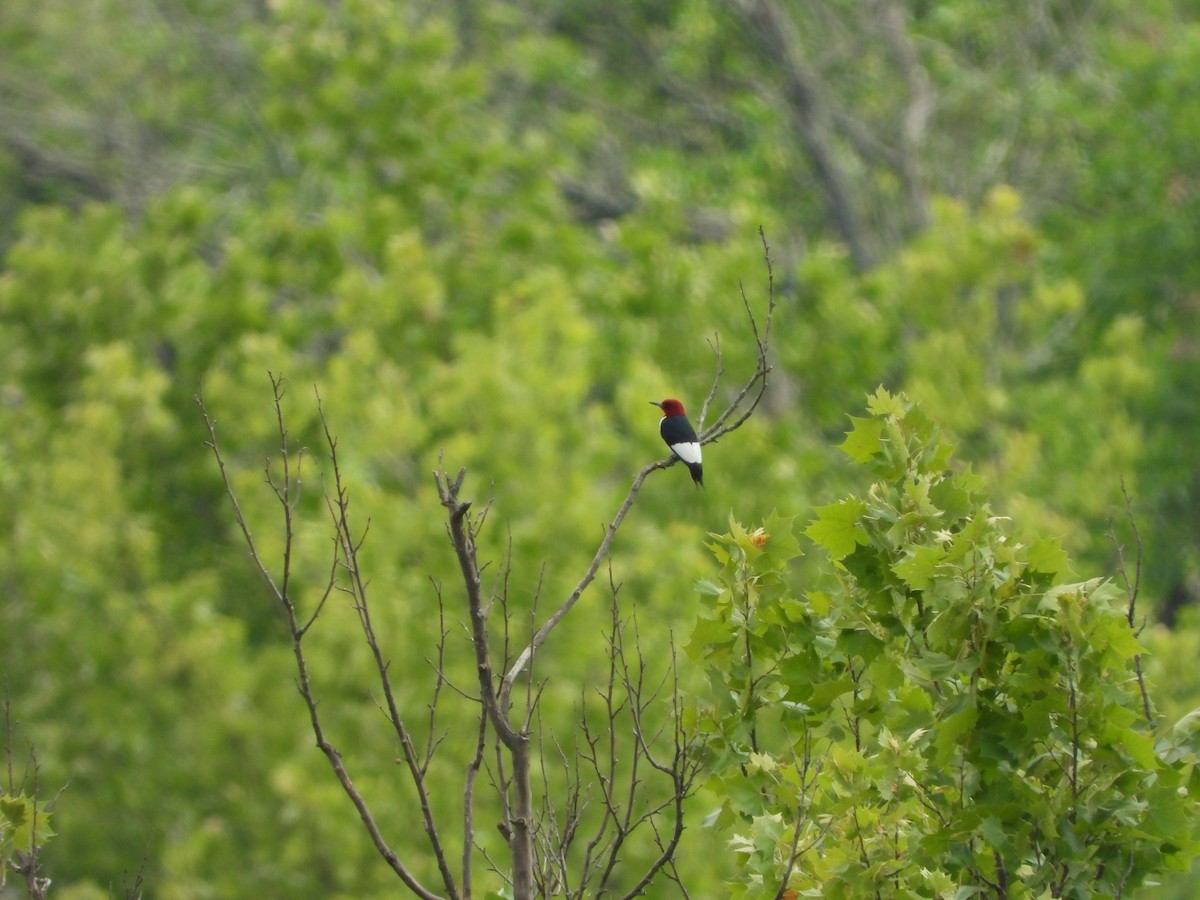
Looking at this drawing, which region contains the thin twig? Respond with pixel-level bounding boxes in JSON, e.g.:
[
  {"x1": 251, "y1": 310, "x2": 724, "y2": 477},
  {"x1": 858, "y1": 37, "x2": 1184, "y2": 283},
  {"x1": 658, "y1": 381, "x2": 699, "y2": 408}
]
[
  {"x1": 198, "y1": 377, "x2": 448, "y2": 900},
  {"x1": 617, "y1": 631, "x2": 705, "y2": 900},
  {"x1": 423, "y1": 581, "x2": 450, "y2": 773},
  {"x1": 196, "y1": 383, "x2": 285, "y2": 603},
  {"x1": 317, "y1": 389, "x2": 459, "y2": 897},
  {"x1": 698, "y1": 331, "x2": 723, "y2": 429},
  {"x1": 698, "y1": 228, "x2": 776, "y2": 441},
  {"x1": 463, "y1": 705, "x2": 488, "y2": 897},
  {"x1": 16, "y1": 751, "x2": 48, "y2": 900}
]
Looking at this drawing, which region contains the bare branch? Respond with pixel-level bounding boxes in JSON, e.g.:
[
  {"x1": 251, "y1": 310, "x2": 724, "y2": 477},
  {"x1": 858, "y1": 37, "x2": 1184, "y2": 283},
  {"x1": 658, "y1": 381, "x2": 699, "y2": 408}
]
[
  {"x1": 615, "y1": 632, "x2": 705, "y2": 899},
  {"x1": 4, "y1": 693, "x2": 12, "y2": 791},
  {"x1": 317, "y1": 390, "x2": 459, "y2": 897},
  {"x1": 199, "y1": 377, "x2": 449, "y2": 900},
  {"x1": 422, "y1": 587, "x2": 451, "y2": 775},
  {"x1": 523, "y1": 565, "x2": 549, "y2": 733},
  {"x1": 196, "y1": 383, "x2": 285, "y2": 604},
  {"x1": 774, "y1": 730, "x2": 830, "y2": 899},
  {"x1": 3, "y1": 700, "x2": 54, "y2": 900},
  {"x1": 203, "y1": 235, "x2": 777, "y2": 898},
  {"x1": 698, "y1": 227, "x2": 777, "y2": 443},
  {"x1": 436, "y1": 467, "x2": 535, "y2": 898},
  {"x1": 698, "y1": 331, "x2": 723, "y2": 429},
  {"x1": 15, "y1": 753, "x2": 49, "y2": 900},
  {"x1": 462, "y1": 705, "x2": 488, "y2": 897}
]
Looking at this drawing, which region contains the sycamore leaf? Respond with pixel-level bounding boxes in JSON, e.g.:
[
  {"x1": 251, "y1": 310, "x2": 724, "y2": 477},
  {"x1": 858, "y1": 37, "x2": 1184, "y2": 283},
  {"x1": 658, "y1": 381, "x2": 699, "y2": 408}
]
[
  {"x1": 750, "y1": 812, "x2": 786, "y2": 853},
  {"x1": 808, "y1": 677, "x2": 856, "y2": 709},
  {"x1": 706, "y1": 540, "x2": 732, "y2": 566},
  {"x1": 805, "y1": 499, "x2": 869, "y2": 560},
  {"x1": 840, "y1": 415, "x2": 884, "y2": 463},
  {"x1": 867, "y1": 653, "x2": 905, "y2": 690},
  {"x1": 760, "y1": 510, "x2": 803, "y2": 561},
  {"x1": 1116, "y1": 725, "x2": 1158, "y2": 769},
  {"x1": 931, "y1": 466, "x2": 987, "y2": 522},
  {"x1": 978, "y1": 816, "x2": 1008, "y2": 848},
  {"x1": 746, "y1": 752, "x2": 778, "y2": 775},
  {"x1": 892, "y1": 544, "x2": 947, "y2": 590},
  {"x1": 1, "y1": 793, "x2": 54, "y2": 851},
  {"x1": 866, "y1": 385, "x2": 906, "y2": 416},
  {"x1": 684, "y1": 618, "x2": 736, "y2": 660},
  {"x1": 1, "y1": 794, "x2": 30, "y2": 829},
  {"x1": 1026, "y1": 537, "x2": 1071, "y2": 576},
  {"x1": 933, "y1": 705, "x2": 978, "y2": 766},
  {"x1": 807, "y1": 590, "x2": 831, "y2": 617}
]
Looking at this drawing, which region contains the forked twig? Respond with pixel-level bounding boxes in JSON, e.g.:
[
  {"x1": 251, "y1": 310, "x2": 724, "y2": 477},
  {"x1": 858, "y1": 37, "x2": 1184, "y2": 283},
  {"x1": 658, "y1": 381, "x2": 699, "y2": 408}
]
[{"x1": 198, "y1": 375, "x2": 452, "y2": 900}]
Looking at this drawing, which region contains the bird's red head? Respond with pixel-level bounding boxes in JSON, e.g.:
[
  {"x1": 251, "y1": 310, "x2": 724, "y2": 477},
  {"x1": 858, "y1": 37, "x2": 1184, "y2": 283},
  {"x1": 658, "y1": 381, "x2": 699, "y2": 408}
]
[{"x1": 651, "y1": 398, "x2": 687, "y2": 417}]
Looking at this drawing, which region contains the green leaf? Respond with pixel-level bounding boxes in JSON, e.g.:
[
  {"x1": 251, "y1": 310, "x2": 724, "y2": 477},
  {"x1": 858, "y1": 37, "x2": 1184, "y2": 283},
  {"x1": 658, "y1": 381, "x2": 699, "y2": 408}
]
[
  {"x1": 866, "y1": 652, "x2": 905, "y2": 691},
  {"x1": 707, "y1": 540, "x2": 733, "y2": 567},
  {"x1": 978, "y1": 816, "x2": 1008, "y2": 849},
  {"x1": 1, "y1": 794, "x2": 31, "y2": 829},
  {"x1": 865, "y1": 385, "x2": 905, "y2": 417},
  {"x1": 1087, "y1": 610, "x2": 1144, "y2": 664},
  {"x1": 840, "y1": 415, "x2": 885, "y2": 463},
  {"x1": 930, "y1": 466, "x2": 986, "y2": 521},
  {"x1": 0, "y1": 793, "x2": 53, "y2": 851},
  {"x1": 807, "y1": 590, "x2": 831, "y2": 617},
  {"x1": 1025, "y1": 537, "x2": 1071, "y2": 576},
  {"x1": 892, "y1": 544, "x2": 947, "y2": 591},
  {"x1": 933, "y1": 705, "x2": 978, "y2": 766},
  {"x1": 685, "y1": 617, "x2": 736, "y2": 658},
  {"x1": 759, "y1": 510, "x2": 803, "y2": 562},
  {"x1": 1115, "y1": 726, "x2": 1159, "y2": 769},
  {"x1": 808, "y1": 677, "x2": 857, "y2": 710},
  {"x1": 805, "y1": 499, "x2": 869, "y2": 560}
]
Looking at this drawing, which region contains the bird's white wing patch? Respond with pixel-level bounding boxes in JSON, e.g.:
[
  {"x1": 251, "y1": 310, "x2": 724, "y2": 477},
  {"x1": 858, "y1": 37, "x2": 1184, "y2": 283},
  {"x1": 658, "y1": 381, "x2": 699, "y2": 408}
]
[{"x1": 670, "y1": 441, "x2": 702, "y2": 465}]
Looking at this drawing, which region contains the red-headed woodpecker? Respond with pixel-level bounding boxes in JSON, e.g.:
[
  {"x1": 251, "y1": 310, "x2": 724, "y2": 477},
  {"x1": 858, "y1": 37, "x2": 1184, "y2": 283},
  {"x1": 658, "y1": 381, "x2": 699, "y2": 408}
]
[{"x1": 651, "y1": 398, "x2": 703, "y2": 487}]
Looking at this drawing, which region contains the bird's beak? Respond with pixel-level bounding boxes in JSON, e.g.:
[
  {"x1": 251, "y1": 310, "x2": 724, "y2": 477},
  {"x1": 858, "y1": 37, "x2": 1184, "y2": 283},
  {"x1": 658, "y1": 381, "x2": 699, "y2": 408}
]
[{"x1": 649, "y1": 401, "x2": 663, "y2": 408}]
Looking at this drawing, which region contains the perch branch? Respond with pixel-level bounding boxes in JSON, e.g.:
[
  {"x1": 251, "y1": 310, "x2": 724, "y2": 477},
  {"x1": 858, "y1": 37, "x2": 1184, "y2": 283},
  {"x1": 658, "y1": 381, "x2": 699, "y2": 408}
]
[{"x1": 501, "y1": 229, "x2": 777, "y2": 699}]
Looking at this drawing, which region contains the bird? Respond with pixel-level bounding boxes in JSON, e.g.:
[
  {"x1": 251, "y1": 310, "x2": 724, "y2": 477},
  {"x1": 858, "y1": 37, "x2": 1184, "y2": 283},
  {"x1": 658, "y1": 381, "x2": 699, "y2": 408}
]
[{"x1": 650, "y1": 399, "x2": 703, "y2": 487}]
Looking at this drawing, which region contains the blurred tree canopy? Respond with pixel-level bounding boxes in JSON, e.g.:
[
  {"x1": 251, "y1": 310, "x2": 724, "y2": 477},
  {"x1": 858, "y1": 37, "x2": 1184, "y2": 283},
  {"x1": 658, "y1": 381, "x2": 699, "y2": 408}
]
[{"x1": 1, "y1": 0, "x2": 1198, "y2": 896}]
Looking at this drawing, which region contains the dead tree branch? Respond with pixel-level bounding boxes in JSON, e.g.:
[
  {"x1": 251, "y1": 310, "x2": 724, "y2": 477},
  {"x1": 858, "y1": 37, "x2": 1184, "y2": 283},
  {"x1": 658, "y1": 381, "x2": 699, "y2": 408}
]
[
  {"x1": 198, "y1": 375, "x2": 452, "y2": 900},
  {"x1": 200, "y1": 237, "x2": 778, "y2": 898},
  {"x1": 430, "y1": 239, "x2": 772, "y2": 896},
  {"x1": 530, "y1": 567, "x2": 705, "y2": 900},
  {"x1": 436, "y1": 465, "x2": 536, "y2": 899},
  {"x1": 316, "y1": 390, "x2": 459, "y2": 895}
]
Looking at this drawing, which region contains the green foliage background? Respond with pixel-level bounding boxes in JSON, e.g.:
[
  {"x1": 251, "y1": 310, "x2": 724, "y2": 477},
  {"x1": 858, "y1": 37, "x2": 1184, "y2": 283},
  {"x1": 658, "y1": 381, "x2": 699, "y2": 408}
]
[{"x1": 1, "y1": 0, "x2": 1197, "y2": 896}]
